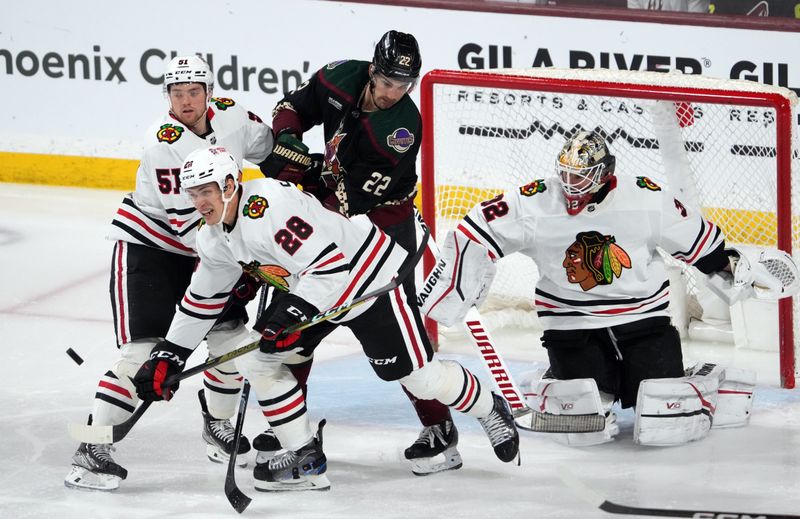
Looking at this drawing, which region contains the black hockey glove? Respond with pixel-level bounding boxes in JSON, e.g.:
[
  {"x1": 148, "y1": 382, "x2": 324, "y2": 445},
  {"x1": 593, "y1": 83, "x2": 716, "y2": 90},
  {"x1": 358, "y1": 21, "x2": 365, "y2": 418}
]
[
  {"x1": 231, "y1": 272, "x2": 264, "y2": 306},
  {"x1": 259, "y1": 132, "x2": 313, "y2": 184},
  {"x1": 254, "y1": 293, "x2": 319, "y2": 354},
  {"x1": 133, "y1": 340, "x2": 192, "y2": 402}
]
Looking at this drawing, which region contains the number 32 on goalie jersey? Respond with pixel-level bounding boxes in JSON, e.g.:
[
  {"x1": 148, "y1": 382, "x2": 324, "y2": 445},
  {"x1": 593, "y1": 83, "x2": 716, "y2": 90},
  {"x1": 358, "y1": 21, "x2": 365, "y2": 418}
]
[{"x1": 481, "y1": 194, "x2": 509, "y2": 222}]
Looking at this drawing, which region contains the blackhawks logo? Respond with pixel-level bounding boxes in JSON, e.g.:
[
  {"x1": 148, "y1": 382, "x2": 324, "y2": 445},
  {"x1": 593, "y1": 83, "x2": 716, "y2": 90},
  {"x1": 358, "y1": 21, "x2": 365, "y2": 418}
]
[
  {"x1": 212, "y1": 97, "x2": 236, "y2": 110},
  {"x1": 242, "y1": 195, "x2": 268, "y2": 219},
  {"x1": 563, "y1": 231, "x2": 631, "y2": 291},
  {"x1": 636, "y1": 176, "x2": 661, "y2": 191},
  {"x1": 156, "y1": 123, "x2": 184, "y2": 144},
  {"x1": 239, "y1": 261, "x2": 290, "y2": 291},
  {"x1": 519, "y1": 179, "x2": 546, "y2": 197}
]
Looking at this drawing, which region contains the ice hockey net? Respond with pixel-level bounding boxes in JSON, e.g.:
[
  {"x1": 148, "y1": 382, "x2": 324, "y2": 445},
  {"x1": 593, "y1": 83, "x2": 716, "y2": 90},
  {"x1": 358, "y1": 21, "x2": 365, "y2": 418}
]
[{"x1": 419, "y1": 68, "x2": 799, "y2": 388}]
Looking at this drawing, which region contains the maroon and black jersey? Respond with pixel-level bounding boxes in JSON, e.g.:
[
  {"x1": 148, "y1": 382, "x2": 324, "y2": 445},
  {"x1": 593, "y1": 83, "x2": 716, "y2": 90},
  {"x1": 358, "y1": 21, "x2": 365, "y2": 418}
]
[{"x1": 272, "y1": 59, "x2": 421, "y2": 228}]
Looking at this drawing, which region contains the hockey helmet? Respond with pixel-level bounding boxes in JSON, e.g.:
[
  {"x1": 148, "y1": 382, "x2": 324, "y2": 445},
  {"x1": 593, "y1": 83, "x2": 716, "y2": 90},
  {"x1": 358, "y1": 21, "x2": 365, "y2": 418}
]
[
  {"x1": 372, "y1": 30, "x2": 422, "y2": 81},
  {"x1": 163, "y1": 55, "x2": 214, "y2": 95},
  {"x1": 181, "y1": 146, "x2": 240, "y2": 195},
  {"x1": 556, "y1": 130, "x2": 616, "y2": 215}
]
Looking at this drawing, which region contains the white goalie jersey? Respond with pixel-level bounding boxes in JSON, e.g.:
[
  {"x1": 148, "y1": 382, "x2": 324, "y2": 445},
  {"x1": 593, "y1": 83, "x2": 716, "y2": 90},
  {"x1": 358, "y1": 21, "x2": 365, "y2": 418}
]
[
  {"x1": 165, "y1": 178, "x2": 407, "y2": 349},
  {"x1": 455, "y1": 175, "x2": 726, "y2": 330},
  {"x1": 107, "y1": 99, "x2": 272, "y2": 255}
]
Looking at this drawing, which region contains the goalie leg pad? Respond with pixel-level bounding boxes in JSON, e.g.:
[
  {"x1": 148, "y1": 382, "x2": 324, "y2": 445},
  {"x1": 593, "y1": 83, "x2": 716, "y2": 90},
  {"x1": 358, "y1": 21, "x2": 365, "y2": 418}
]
[
  {"x1": 535, "y1": 376, "x2": 618, "y2": 446},
  {"x1": 634, "y1": 363, "x2": 722, "y2": 446},
  {"x1": 418, "y1": 230, "x2": 496, "y2": 327},
  {"x1": 713, "y1": 367, "x2": 756, "y2": 429}
]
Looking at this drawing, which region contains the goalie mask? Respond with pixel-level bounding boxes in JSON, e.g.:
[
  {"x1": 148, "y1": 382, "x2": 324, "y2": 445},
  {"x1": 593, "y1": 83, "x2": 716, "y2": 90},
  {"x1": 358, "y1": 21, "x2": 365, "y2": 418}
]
[
  {"x1": 181, "y1": 146, "x2": 241, "y2": 225},
  {"x1": 556, "y1": 131, "x2": 616, "y2": 215},
  {"x1": 372, "y1": 30, "x2": 422, "y2": 83},
  {"x1": 163, "y1": 55, "x2": 214, "y2": 97}
]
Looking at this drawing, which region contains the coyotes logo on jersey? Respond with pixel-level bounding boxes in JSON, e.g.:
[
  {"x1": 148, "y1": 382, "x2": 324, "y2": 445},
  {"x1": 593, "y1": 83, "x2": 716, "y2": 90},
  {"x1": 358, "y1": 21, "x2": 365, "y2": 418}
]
[
  {"x1": 242, "y1": 194, "x2": 269, "y2": 219},
  {"x1": 325, "y1": 130, "x2": 347, "y2": 177},
  {"x1": 563, "y1": 231, "x2": 632, "y2": 291},
  {"x1": 157, "y1": 123, "x2": 184, "y2": 144}
]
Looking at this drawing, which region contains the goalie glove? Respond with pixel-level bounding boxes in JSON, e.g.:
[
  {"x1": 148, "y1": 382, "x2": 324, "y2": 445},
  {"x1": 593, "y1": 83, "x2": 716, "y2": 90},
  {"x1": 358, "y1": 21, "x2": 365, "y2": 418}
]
[
  {"x1": 705, "y1": 247, "x2": 800, "y2": 304},
  {"x1": 418, "y1": 231, "x2": 496, "y2": 327}
]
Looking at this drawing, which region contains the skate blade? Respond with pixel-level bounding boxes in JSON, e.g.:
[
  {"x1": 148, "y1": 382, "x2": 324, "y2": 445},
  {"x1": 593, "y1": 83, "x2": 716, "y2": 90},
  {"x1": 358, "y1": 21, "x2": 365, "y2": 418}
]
[
  {"x1": 206, "y1": 445, "x2": 248, "y2": 467},
  {"x1": 255, "y1": 449, "x2": 279, "y2": 466},
  {"x1": 64, "y1": 465, "x2": 121, "y2": 492},
  {"x1": 409, "y1": 447, "x2": 463, "y2": 476},
  {"x1": 254, "y1": 473, "x2": 331, "y2": 492}
]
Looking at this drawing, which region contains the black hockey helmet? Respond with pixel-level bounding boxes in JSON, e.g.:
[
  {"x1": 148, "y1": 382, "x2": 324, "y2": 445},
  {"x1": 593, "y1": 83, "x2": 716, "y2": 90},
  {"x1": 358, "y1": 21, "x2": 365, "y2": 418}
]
[{"x1": 372, "y1": 30, "x2": 422, "y2": 81}]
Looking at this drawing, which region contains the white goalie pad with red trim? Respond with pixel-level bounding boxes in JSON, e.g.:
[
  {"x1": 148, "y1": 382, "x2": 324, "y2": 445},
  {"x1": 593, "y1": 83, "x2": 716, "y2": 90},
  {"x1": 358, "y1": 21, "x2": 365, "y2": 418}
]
[{"x1": 634, "y1": 363, "x2": 723, "y2": 446}]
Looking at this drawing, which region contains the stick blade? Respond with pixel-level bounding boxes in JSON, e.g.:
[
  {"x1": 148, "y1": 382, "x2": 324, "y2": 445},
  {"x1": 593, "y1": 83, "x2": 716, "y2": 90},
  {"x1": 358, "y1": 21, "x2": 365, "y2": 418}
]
[
  {"x1": 68, "y1": 422, "x2": 115, "y2": 444},
  {"x1": 225, "y1": 482, "x2": 252, "y2": 514}
]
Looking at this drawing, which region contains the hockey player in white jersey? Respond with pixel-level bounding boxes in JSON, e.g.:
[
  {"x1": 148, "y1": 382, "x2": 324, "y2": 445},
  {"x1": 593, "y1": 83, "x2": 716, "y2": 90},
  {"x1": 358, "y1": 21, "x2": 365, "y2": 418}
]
[
  {"x1": 131, "y1": 146, "x2": 520, "y2": 491},
  {"x1": 421, "y1": 130, "x2": 797, "y2": 447},
  {"x1": 65, "y1": 56, "x2": 274, "y2": 491}
]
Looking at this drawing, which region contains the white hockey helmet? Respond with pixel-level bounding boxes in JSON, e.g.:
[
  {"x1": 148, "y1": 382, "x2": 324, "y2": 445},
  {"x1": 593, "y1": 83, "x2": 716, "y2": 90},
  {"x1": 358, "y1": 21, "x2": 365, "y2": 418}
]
[
  {"x1": 181, "y1": 146, "x2": 240, "y2": 193},
  {"x1": 163, "y1": 55, "x2": 214, "y2": 95}
]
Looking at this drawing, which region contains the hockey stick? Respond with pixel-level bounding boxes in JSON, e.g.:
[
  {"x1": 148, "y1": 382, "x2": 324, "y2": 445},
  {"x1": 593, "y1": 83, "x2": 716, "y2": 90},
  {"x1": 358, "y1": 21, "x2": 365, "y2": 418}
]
[
  {"x1": 414, "y1": 211, "x2": 604, "y2": 434},
  {"x1": 558, "y1": 465, "x2": 800, "y2": 519},
  {"x1": 69, "y1": 225, "x2": 430, "y2": 445},
  {"x1": 225, "y1": 379, "x2": 252, "y2": 514}
]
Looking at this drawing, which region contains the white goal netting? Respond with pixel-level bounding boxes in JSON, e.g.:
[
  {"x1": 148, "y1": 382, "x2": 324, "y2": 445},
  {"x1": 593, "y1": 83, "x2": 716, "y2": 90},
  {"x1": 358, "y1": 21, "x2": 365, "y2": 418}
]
[{"x1": 420, "y1": 68, "x2": 800, "y2": 388}]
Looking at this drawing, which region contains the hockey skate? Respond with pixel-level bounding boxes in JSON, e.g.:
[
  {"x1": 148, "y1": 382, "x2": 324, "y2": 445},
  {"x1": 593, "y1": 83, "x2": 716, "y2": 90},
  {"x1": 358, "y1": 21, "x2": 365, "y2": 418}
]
[
  {"x1": 253, "y1": 420, "x2": 330, "y2": 492},
  {"x1": 198, "y1": 389, "x2": 251, "y2": 466},
  {"x1": 64, "y1": 442, "x2": 128, "y2": 491},
  {"x1": 478, "y1": 393, "x2": 520, "y2": 463},
  {"x1": 404, "y1": 419, "x2": 463, "y2": 476},
  {"x1": 253, "y1": 427, "x2": 282, "y2": 466}
]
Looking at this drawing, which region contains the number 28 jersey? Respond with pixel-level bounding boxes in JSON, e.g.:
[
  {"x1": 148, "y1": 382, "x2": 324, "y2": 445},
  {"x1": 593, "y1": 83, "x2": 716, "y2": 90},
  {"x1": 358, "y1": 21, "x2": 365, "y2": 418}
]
[
  {"x1": 107, "y1": 99, "x2": 272, "y2": 256},
  {"x1": 165, "y1": 178, "x2": 408, "y2": 349}
]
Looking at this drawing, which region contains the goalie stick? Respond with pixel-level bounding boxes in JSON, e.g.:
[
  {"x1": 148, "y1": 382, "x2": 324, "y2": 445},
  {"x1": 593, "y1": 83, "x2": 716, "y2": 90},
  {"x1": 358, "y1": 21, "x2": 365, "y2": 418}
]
[
  {"x1": 225, "y1": 379, "x2": 252, "y2": 514},
  {"x1": 414, "y1": 210, "x2": 604, "y2": 434},
  {"x1": 558, "y1": 465, "x2": 800, "y2": 519},
  {"x1": 68, "y1": 225, "x2": 430, "y2": 445}
]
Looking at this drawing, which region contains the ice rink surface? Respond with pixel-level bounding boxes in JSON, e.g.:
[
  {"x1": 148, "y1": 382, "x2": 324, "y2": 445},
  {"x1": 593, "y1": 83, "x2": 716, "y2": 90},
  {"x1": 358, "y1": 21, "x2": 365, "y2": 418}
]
[{"x1": 0, "y1": 183, "x2": 798, "y2": 519}]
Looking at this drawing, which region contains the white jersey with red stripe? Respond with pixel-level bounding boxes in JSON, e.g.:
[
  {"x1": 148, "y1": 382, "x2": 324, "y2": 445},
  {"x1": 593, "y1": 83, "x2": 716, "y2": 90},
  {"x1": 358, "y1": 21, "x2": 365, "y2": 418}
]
[
  {"x1": 107, "y1": 98, "x2": 272, "y2": 256},
  {"x1": 457, "y1": 175, "x2": 726, "y2": 330},
  {"x1": 165, "y1": 178, "x2": 408, "y2": 350}
]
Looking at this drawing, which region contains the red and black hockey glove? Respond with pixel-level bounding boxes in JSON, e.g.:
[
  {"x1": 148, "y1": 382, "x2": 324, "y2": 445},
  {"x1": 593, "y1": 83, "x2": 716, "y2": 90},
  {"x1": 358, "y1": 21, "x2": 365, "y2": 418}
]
[
  {"x1": 231, "y1": 272, "x2": 263, "y2": 306},
  {"x1": 133, "y1": 340, "x2": 192, "y2": 401},
  {"x1": 259, "y1": 132, "x2": 313, "y2": 184},
  {"x1": 254, "y1": 293, "x2": 319, "y2": 354}
]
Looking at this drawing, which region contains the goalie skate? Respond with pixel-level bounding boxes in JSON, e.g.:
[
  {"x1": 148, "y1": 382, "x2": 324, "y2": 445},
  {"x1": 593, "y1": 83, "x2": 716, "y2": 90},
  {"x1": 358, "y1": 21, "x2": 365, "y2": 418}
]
[
  {"x1": 199, "y1": 389, "x2": 251, "y2": 467},
  {"x1": 253, "y1": 420, "x2": 330, "y2": 492},
  {"x1": 477, "y1": 393, "x2": 520, "y2": 463},
  {"x1": 404, "y1": 420, "x2": 463, "y2": 476},
  {"x1": 64, "y1": 443, "x2": 127, "y2": 491}
]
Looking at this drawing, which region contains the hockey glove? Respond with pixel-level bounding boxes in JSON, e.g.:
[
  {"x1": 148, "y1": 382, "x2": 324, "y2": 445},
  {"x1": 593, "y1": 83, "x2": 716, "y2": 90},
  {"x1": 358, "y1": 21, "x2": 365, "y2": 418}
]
[
  {"x1": 254, "y1": 293, "x2": 319, "y2": 354},
  {"x1": 133, "y1": 340, "x2": 192, "y2": 402},
  {"x1": 231, "y1": 272, "x2": 263, "y2": 306},
  {"x1": 259, "y1": 132, "x2": 313, "y2": 184}
]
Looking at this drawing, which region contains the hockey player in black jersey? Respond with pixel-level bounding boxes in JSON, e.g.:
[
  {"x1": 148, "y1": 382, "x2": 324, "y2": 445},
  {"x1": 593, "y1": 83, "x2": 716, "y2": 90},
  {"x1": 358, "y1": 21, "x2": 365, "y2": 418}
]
[{"x1": 257, "y1": 30, "x2": 460, "y2": 475}]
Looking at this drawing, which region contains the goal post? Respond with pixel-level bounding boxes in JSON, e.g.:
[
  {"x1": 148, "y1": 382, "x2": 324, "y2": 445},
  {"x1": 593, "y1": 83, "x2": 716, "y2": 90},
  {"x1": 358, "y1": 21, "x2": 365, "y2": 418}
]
[{"x1": 419, "y1": 68, "x2": 798, "y2": 388}]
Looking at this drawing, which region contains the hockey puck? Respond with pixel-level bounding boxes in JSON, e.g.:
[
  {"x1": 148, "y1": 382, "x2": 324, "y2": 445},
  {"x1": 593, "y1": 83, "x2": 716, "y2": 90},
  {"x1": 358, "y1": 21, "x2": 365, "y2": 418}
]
[{"x1": 66, "y1": 347, "x2": 84, "y2": 365}]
